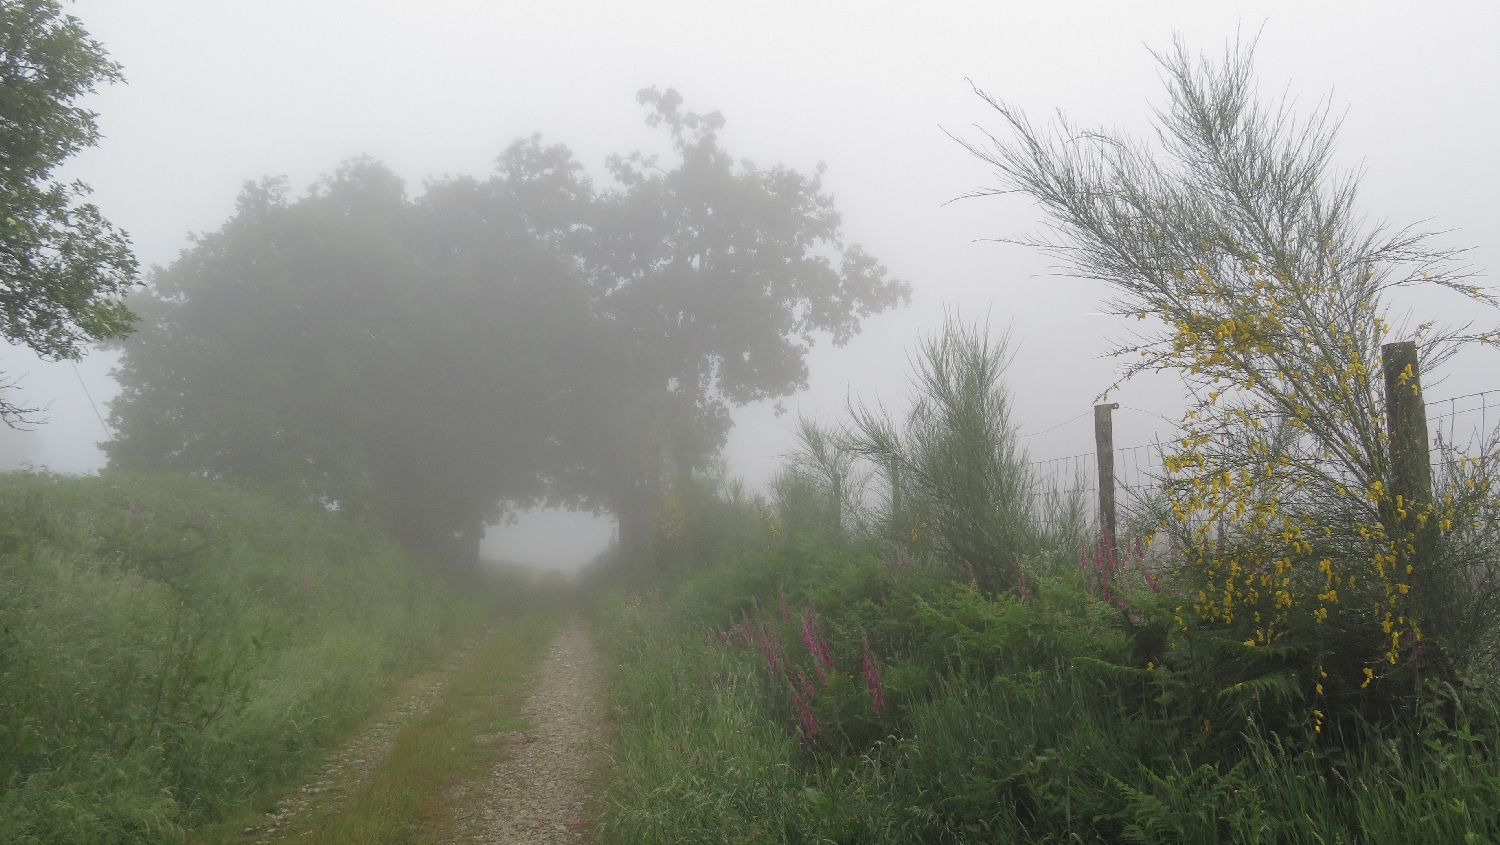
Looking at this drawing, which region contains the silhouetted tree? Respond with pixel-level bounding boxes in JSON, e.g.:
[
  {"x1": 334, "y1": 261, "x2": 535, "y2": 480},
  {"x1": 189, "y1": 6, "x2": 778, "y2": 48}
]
[{"x1": 106, "y1": 156, "x2": 591, "y2": 567}]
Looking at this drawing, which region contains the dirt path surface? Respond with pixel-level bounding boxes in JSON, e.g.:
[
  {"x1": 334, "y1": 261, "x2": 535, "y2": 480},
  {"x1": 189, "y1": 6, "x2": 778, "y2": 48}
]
[
  {"x1": 462, "y1": 619, "x2": 609, "y2": 844},
  {"x1": 245, "y1": 633, "x2": 493, "y2": 843}
]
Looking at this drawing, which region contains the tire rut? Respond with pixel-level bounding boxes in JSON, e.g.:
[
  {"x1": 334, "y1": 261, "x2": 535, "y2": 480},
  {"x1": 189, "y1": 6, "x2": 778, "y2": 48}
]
[{"x1": 242, "y1": 631, "x2": 492, "y2": 843}]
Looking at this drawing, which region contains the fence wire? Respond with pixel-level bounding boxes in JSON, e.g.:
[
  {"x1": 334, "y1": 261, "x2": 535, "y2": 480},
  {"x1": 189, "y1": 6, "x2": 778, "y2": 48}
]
[
  {"x1": 1023, "y1": 389, "x2": 1500, "y2": 527},
  {"x1": 1428, "y1": 389, "x2": 1497, "y2": 464}
]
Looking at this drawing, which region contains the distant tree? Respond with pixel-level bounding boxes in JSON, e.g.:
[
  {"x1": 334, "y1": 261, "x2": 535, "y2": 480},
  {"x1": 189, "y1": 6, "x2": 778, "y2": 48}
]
[
  {"x1": 0, "y1": 0, "x2": 136, "y2": 420},
  {"x1": 107, "y1": 155, "x2": 592, "y2": 567},
  {"x1": 562, "y1": 88, "x2": 910, "y2": 563}
]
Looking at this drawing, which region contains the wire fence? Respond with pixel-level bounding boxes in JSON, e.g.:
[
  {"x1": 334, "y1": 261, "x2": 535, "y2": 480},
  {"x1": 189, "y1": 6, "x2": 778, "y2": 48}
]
[
  {"x1": 1029, "y1": 446, "x2": 1165, "y2": 499},
  {"x1": 1429, "y1": 389, "x2": 1498, "y2": 457},
  {"x1": 1022, "y1": 389, "x2": 1500, "y2": 516}
]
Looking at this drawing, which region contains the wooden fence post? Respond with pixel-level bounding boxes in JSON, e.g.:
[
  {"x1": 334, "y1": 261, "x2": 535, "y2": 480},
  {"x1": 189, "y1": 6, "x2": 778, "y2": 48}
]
[
  {"x1": 1095, "y1": 402, "x2": 1119, "y2": 545},
  {"x1": 1381, "y1": 341, "x2": 1435, "y2": 550}
]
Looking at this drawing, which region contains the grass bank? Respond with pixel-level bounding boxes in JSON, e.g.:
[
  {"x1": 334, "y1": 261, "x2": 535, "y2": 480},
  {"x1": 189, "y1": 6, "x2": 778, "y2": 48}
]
[{"x1": 0, "y1": 471, "x2": 520, "y2": 844}]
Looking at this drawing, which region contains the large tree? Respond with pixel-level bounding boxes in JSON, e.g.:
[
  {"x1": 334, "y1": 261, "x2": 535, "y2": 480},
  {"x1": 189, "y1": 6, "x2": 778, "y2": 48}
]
[
  {"x1": 0, "y1": 0, "x2": 136, "y2": 420},
  {"x1": 107, "y1": 92, "x2": 907, "y2": 569}
]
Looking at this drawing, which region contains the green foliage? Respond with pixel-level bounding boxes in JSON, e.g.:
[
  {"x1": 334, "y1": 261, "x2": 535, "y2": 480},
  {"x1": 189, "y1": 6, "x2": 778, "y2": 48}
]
[
  {"x1": 593, "y1": 497, "x2": 1500, "y2": 843},
  {"x1": 0, "y1": 471, "x2": 502, "y2": 843},
  {"x1": 589, "y1": 278, "x2": 1500, "y2": 842},
  {"x1": 652, "y1": 466, "x2": 773, "y2": 577},
  {"x1": 772, "y1": 418, "x2": 864, "y2": 540},
  {"x1": 0, "y1": 0, "x2": 137, "y2": 419}
]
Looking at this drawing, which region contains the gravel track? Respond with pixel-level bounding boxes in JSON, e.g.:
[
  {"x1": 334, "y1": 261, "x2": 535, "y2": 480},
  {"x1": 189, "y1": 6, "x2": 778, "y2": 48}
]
[
  {"x1": 239, "y1": 618, "x2": 607, "y2": 844},
  {"x1": 463, "y1": 619, "x2": 608, "y2": 844}
]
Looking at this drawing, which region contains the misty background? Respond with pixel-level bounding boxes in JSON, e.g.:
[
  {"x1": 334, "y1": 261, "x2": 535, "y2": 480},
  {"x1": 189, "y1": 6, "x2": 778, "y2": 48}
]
[{"x1": 13, "y1": 0, "x2": 1497, "y2": 570}]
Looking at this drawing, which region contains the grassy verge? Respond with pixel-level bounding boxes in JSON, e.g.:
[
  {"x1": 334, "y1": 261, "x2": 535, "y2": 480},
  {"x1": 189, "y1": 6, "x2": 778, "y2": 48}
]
[{"x1": 0, "y1": 471, "x2": 523, "y2": 844}]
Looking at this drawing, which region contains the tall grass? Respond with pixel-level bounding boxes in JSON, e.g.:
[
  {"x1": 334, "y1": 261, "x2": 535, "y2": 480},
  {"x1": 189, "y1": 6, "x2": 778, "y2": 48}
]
[{"x1": 0, "y1": 472, "x2": 509, "y2": 844}]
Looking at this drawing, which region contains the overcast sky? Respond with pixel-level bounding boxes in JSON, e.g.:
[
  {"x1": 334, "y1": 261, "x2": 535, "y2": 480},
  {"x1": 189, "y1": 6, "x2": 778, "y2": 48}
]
[{"x1": 8, "y1": 0, "x2": 1497, "y2": 569}]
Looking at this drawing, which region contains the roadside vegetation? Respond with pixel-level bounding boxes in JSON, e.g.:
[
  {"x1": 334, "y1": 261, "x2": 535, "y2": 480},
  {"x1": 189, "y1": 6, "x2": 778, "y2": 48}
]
[
  {"x1": 588, "y1": 42, "x2": 1500, "y2": 844},
  {"x1": 591, "y1": 325, "x2": 1500, "y2": 844},
  {"x1": 0, "y1": 472, "x2": 523, "y2": 843}
]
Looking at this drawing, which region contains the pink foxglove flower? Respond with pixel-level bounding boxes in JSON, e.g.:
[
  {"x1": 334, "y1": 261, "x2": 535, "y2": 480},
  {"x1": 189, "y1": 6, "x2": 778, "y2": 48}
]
[
  {"x1": 1132, "y1": 539, "x2": 1161, "y2": 594},
  {"x1": 861, "y1": 634, "x2": 885, "y2": 714},
  {"x1": 789, "y1": 677, "x2": 819, "y2": 740},
  {"x1": 758, "y1": 623, "x2": 780, "y2": 676},
  {"x1": 801, "y1": 601, "x2": 834, "y2": 683}
]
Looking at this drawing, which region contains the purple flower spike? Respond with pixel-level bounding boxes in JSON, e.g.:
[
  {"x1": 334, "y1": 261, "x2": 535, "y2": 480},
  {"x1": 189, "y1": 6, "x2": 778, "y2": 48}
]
[
  {"x1": 758, "y1": 623, "x2": 780, "y2": 676},
  {"x1": 801, "y1": 601, "x2": 834, "y2": 684},
  {"x1": 789, "y1": 676, "x2": 819, "y2": 740},
  {"x1": 862, "y1": 634, "x2": 886, "y2": 714}
]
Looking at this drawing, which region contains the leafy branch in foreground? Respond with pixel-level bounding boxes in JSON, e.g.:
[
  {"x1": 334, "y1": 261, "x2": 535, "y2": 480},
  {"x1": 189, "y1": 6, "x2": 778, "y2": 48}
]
[
  {"x1": 0, "y1": 0, "x2": 138, "y2": 422},
  {"x1": 960, "y1": 37, "x2": 1500, "y2": 699}
]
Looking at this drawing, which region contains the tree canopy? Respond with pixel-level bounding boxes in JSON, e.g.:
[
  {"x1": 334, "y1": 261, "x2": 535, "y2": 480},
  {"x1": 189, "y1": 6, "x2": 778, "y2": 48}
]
[
  {"x1": 0, "y1": 0, "x2": 137, "y2": 420},
  {"x1": 107, "y1": 90, "x2": 908, "y2": 568}
]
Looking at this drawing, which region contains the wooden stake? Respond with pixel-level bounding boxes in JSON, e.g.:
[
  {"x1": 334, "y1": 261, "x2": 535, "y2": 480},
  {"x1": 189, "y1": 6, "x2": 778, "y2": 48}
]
[
  {"x1": 1095, "y1": 403, "x2": 1119, "y2": 545},
  {"x1": 1381, "y1": 341, "x2": 1435, "y2": 547}
]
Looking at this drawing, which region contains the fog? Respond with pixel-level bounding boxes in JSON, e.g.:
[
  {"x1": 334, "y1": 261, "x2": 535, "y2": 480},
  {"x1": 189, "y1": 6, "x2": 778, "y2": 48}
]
[{"x1": 15, "y1": 1, "x2": 1499, "y2": 570}]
